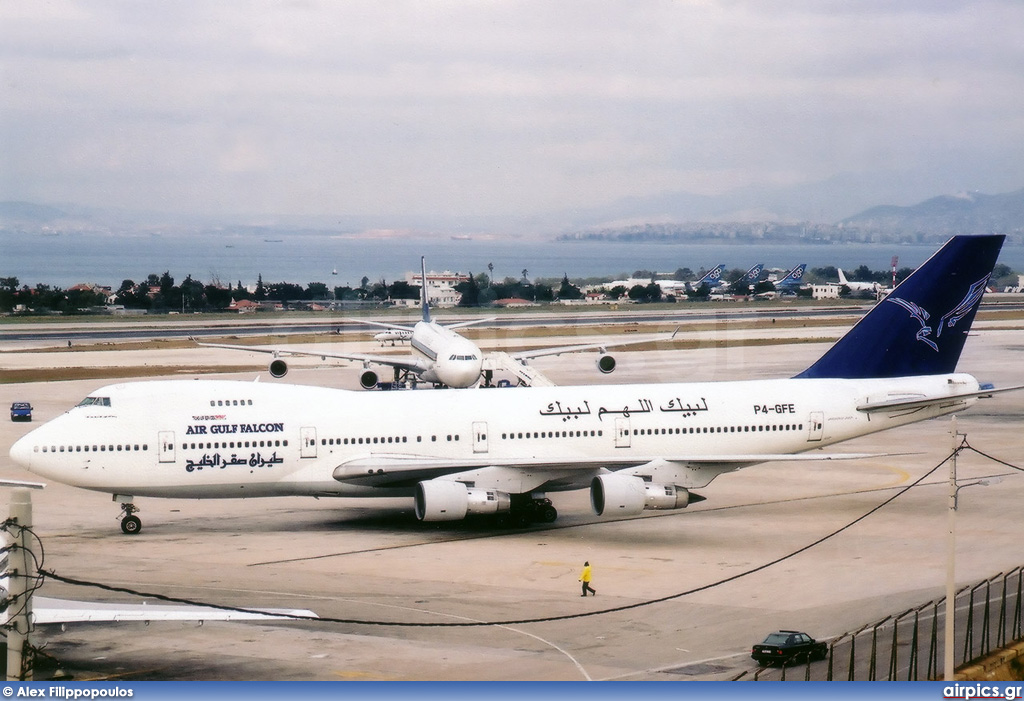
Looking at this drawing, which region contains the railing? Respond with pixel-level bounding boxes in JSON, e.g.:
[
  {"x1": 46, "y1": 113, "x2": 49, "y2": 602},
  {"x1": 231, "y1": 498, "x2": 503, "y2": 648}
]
[{"x1": 750, "y1": 567, "x2": 1024, "y2": 680}]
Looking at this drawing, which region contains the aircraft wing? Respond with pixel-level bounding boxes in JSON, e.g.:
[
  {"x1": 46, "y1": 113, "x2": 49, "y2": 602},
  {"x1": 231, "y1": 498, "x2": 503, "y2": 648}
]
[
  {"x1": 510, "y1": 328, "x2": 679, "y2": 361},
  {"x1": 333, "y1": 451, "x2": 883, "y2": 491},
  {"x1": 343, "y1": 318, "x2": 415, "y2": 333},
  {"x1": 445, "y1": 317, "x2": 497, "y2": 330},
  {"x1": 31, "y1": 596, "x2": 317, "y2": 625},
  {"x1": 856, "y1": 384, "x2": 1024, "y2": 413},
  {"x1": 192, "y1": 339, "x2": 429, "y2": 373}
]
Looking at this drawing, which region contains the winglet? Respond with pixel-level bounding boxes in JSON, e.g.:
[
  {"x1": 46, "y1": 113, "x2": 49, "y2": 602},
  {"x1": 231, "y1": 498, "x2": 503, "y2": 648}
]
[{"x1": 420, "y1": 256, "x2": 431, "y2": 324}]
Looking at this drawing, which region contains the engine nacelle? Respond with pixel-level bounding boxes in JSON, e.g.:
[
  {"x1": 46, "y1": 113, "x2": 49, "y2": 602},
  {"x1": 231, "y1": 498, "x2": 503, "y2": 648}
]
[
  {"x1": 269, "y1": 359, "x2": 288, "y2": 378},
  {"x1": 590, "y1": 473, "x2": 691, "y2": 517},
  {"x1": 414, "y1": 480, "x2": 512, "y2": 522},
  {"x1": 359, "y1": 370, "x2": 379, "y2": 390},
  {"x1": 596, "y1": 354, "x2": 616, "y2": 374}
]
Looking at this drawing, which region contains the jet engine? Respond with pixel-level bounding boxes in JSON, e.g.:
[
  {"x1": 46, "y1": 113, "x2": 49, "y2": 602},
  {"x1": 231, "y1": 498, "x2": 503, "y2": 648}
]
[
  {"x1": 415, "y1": 480, "x2": 512, "y2": 522},
  {"x1": 590, "y1": 473, "x2": 691, "y2": 517},
  {"x1": 359, "y1": 370, "x2": 379, "y2": 390},
  {"x1": 596, "y1": 354, "x2": 616, "y2": 374},
  {"x1": 268, "y1": 359, "x2": 288, "y2": 378}
]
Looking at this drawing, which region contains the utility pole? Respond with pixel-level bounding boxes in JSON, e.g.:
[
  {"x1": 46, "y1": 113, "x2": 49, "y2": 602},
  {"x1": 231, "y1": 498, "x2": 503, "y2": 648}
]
[
  {"x1": 944, "y1": 415, "x2": 959, "y2": 682},
  {"x1": 6, "y1": 487, "x2": 36, "y2": 681}
]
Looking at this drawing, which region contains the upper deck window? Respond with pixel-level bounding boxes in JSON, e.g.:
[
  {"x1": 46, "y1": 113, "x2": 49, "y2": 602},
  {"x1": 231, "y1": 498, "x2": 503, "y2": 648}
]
[{"x1": 77, "y1": 396, "x2": 111, "y2": 407}]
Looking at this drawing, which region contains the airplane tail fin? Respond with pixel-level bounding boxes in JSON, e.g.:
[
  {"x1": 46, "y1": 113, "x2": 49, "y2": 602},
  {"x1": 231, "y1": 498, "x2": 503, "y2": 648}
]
[
  {"x1": 420, "y1": 256, "x2": 431, "y2": 324},
  {"x1": 745, "y1": 264, "x2": 764, "y2": 282},
  {"x1": 779, "y1": 263, "x2": 806, "y2": 286},
  {"x1": 837, "y1": 268, "x2": 850, "y2": 285},
  {"x1": 796, "y1": 235, "x2": 1004, "y2": 379},
  {"x1": 698, "y1": 264, "x2": 725, "y2": 285}
]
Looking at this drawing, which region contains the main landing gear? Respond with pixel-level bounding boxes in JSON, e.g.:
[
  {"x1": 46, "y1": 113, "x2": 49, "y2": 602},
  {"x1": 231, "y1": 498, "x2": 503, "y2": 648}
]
[
  {"x1": 502, "y1": 495, "x2": 558, "y2": 527},
  {"x1": 118, "y1": 501, "x2": 142, "y2": 535}
]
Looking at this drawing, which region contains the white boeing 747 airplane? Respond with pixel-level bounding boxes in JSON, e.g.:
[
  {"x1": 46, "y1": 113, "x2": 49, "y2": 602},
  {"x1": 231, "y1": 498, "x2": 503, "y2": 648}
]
[
  {"x1": 9, "y1": 236, "x2": 1019, "y2": 534},
  {"x1": 197, "y1": 257, "x2": 671, "y2": 389}
]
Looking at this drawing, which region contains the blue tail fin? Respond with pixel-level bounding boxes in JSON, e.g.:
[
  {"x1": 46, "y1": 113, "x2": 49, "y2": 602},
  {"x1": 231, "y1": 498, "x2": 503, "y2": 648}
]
[
  {"x1": 776, "y1": 263, "x2": 806, "y2": 289},
  {"x1": 796, "y1": 235, "x2": 1004, "y2": 379}
]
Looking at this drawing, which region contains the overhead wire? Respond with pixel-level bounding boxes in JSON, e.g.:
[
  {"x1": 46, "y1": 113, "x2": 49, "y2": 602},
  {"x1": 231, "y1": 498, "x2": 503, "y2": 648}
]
[{"x1": 35, "y1": 437, "x2": 1021, "y2": 628}]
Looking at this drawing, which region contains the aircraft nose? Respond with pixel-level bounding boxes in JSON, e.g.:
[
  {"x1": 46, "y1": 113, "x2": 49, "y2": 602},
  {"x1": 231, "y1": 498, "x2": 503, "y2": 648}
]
[{"x1": 9, "y1": 433, "x2": 34, "y2": 470}]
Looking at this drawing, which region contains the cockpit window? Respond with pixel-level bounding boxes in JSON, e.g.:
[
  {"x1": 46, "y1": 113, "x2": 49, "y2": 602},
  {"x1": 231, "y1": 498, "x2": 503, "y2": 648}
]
[{"x1": 77, "y1": 396, "x2": 111, "y2": 407}]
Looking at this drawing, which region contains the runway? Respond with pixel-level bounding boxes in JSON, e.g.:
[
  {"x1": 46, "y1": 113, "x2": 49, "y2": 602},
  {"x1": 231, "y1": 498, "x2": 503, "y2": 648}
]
[{"x1": 1, "y1": 314, "x2": 1023, "y2": 680}]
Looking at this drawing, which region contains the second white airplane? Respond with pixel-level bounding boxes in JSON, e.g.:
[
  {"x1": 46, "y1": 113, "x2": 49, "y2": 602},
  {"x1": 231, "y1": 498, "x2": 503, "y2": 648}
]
[{"x1": 198, "y1": 257, "x2": 671, "y2": 389}]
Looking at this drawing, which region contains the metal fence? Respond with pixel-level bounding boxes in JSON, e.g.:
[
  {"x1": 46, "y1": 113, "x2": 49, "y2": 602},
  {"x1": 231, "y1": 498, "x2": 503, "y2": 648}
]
[{"x1": 749, "y1": 567, "x2": 1024, "y2": 681}]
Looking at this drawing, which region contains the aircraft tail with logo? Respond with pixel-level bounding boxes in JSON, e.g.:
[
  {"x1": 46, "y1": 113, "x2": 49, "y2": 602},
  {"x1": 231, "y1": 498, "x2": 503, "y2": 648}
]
[
  {"x1": 797, "y1": 235, "x2": 1003, "y2": 379},
  {"x1": 774, "y1": 263, "x2": 807, "y2": 290},
  {"x1": 689, "y1": 264, "x2": 725, "y2": 289}
]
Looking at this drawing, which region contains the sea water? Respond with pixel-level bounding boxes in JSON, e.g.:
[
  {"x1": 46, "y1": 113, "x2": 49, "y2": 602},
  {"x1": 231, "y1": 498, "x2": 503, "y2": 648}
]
[{"x1": 3, "y1": 231, "x2": 1021, "y2": 289}]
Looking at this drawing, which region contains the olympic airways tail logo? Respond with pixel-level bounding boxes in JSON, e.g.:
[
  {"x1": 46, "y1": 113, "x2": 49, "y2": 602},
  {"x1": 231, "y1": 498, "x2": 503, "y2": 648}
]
[{"x1": 885, "y1": 274, "x2": 991, "y2": 352}]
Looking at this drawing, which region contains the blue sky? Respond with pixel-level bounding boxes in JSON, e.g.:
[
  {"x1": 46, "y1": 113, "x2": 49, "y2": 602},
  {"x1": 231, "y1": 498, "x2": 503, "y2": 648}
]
[{"x1": 2, "y1": 1, "x2": 1023, "y2": 226}]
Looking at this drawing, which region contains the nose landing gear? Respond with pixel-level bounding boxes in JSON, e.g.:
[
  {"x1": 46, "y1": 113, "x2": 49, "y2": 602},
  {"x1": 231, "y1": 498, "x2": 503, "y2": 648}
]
[{"x1": 118, "y1": 501, "x2": 142, "y2": 535}]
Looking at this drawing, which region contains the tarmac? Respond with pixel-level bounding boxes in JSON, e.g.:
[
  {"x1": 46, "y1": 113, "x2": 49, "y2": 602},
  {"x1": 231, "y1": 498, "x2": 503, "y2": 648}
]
[{"x1": 1, "y1": 313, "x2": 1022, "y2": 681}]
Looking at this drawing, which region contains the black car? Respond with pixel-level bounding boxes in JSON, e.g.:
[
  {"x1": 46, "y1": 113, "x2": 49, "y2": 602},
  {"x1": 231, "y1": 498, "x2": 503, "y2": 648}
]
[
  {"x1": 751, "y1": 630, "x2": 828, "y2": 666},
  {"x1": 10, "y1": 402, "x2": 32, "y2": 422}
]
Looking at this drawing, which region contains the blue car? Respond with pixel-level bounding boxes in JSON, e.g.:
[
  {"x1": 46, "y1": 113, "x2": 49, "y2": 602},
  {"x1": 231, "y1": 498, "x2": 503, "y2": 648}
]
[{"x1": 10, "y1": 402, "x2": 32, "y2": 422}]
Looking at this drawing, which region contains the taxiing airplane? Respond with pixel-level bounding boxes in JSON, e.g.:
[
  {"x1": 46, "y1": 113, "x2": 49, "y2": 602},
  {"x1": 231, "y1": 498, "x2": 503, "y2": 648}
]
[
  {"x1": 9, "y1": 236, "x2": 1018, "y2": 534},
  {"x1": 197, "y1": 257, "x2": 671, "y2": 389}
]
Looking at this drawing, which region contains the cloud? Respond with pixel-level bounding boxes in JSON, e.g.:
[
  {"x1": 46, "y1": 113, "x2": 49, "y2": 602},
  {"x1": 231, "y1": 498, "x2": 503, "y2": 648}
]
[{"x1": 2, "y1": 0, "x2": 1024, "y2": 223}]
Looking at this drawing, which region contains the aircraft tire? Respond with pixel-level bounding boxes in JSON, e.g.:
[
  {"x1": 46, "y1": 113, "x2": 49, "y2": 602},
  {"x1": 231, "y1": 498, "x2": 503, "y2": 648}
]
[
  {"x1": 121, "y1": 515, "x2": 142, "y2": 535},
  {"x1": 540, "y1": 505, "x2": 558, "y2": 523}
]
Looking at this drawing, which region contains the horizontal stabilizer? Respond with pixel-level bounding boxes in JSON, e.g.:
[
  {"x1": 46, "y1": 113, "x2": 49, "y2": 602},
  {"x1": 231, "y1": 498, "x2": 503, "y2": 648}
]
[{"x1": 857, "y1": 384, "x2": 1024, "y2": 413}]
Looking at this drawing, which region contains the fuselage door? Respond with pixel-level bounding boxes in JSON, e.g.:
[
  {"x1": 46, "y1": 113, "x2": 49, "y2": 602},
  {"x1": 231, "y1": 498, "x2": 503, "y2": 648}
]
[
  {"x1": 472, "y1": 421, "x2": 488, "y2": 454},
  {"x1": 300, "y1": 426, "x2": 317, "y2": 458},
  {"x1": 158, "y1": 431, "x2": 176, "y2": 463},
  {"x1": 807, "y1": 412, "x2": 825, "y2": 442},
  {"x1": 615, "y1": 418, "x2": 631, "y2": 448}
]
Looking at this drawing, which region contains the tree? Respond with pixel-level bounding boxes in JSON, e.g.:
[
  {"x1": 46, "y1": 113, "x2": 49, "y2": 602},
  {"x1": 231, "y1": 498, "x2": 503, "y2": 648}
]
[
  {"x1": 180, "y1": 275, "x2": 206, "y2": 311},
  {"x1": 205, "y1": 284, "x2": 233, "y2": 309},
  {"x1": 557, "y1": 274, "x2": 583, "y2": 301},
  {"x1": 254, "y1": 274, "x2": 266, "y2": 301},
  {"x1": 456, "y1": 272, "x2": 480, "y2": 307},
  {"x1": 388, "y1": 280, "x2": 419, "y2": 300},
  {"x1": 0, "y1": 277, "x2": 19, "y2": 312},
  {"x1": 306, "y1": 282, "x2": 331, "y2": 300}
]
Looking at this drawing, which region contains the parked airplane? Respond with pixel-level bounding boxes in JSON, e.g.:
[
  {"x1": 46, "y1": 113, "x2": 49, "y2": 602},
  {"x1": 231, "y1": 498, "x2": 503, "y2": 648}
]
[
  {"x1": 9, "y1": 236, "x2": 1018, "y2": 534},
  {"x1": 729, "y1": 263, "x2": 764, "y2": 291},
  {"x1": 196, "y1": 257, "x2": 671, "y2": 389},
  {"x1": 838, "y1": 268, "x2": 881, "y2": 294},
  {"x1": 687, "y1": 264, "x2": 726, "y2": 290},
  {"x1": 374, "y1": 329, "x2": 413, "y2": 346},
  {"x1": 773, "y1": 263, "x2": 807, "y2": 291}
]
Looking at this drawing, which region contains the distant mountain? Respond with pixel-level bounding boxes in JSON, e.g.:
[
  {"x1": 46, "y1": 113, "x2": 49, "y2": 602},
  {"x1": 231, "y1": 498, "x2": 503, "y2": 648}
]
[
  {"x1": 840, "y1": 189, "x2": 1024, "y2": 236},
  {"x1": 0, "y1": 201, "x2": 68, "y2": 224}
]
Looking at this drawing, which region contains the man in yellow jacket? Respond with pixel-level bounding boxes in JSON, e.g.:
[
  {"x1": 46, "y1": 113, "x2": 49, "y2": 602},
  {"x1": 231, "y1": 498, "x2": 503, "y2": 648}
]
[{"x1": 579, "y1": 561, "x2": 596, "y2": 596}]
